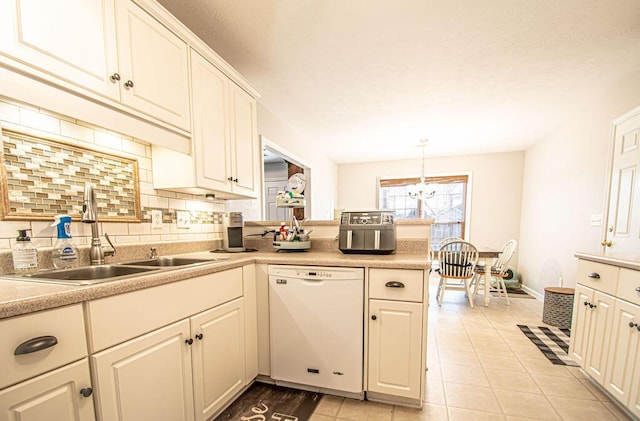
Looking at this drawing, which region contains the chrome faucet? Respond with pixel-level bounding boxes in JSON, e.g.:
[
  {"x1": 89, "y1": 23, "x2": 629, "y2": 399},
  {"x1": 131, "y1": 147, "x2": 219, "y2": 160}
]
[{"x1": 81, "y1": 183, "x2": 116, "y2": 265}]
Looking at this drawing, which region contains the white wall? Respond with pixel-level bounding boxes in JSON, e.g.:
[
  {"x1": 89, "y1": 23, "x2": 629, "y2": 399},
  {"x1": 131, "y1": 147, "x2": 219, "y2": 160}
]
[
  {"x1": 518, "y1": 70, "x2": 640, "y2": 294},
  {"x1": 337, "y1": 151, "x2": 525, "y2": 255},
  {"x1": 231, "y1": 104, "x2": 338, "y2": 221}
]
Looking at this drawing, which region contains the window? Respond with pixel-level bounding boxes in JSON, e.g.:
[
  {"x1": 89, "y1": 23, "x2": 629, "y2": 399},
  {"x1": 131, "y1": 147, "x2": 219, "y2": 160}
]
[{"x1": 379, "y1": 175, "x2": 469, "y2": 249}]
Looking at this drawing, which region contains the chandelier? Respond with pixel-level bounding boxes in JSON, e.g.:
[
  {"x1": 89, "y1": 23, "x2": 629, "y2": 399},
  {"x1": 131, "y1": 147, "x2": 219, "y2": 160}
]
[{"x1": 408, "y1": 139, "x2": 435, "y2": 201}]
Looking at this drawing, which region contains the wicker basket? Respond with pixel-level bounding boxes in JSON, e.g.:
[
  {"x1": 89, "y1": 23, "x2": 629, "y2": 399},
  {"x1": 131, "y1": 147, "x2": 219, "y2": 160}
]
[{"x1": 542, "y1": 287, "x2": 575, "y2": 329}]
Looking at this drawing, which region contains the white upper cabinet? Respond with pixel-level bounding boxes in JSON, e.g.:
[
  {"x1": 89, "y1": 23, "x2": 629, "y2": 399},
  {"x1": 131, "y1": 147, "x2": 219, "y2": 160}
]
[
  {"x1": 229, "y1": 82, "x2": 259, "y2": 197},
  {"x1": 0, "y1": 0, "x2": 120, "y2": 99},
  {"x1": 152, "y1": 49, "x2": 259, "y2": 199},
  {"x1": 0, "y1": 0, "x2": 191, "y2": 132},
  {"x1": 114, "y1": 0, "x2": 191, "y2": 131}
]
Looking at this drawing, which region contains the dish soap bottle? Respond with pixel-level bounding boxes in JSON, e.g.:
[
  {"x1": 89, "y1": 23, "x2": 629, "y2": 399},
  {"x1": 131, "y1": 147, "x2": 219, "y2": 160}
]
[
  {"x1": 51, "y1": 215, "x2": 79, "y2": 269},
  {"x1": 12, "y1": 229, "x2": 38, "y2": 273}
]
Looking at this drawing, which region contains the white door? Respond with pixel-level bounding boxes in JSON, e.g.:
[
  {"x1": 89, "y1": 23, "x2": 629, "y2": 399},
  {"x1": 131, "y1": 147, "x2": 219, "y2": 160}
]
[
  {"x1": 191, "y1": 49, "x2": 232, "y2": 192},
  {"x1": 229, "y1": 82, "x2": 258, "y2": 197},
  {"x1": 91, "y1": 320, "x2": 194, "y2": 421},
  {"x1": 115, "y1": 0, "x2": 191, "y2": 131},
  {"x1": 604, "y1": 299, "x2": 640, "y2": 405},
  {"x1": 584, "y1": 291, "x2": 615, "y2": 383},
  {"x1": 0, "y1": 359, "x2": 95, "y2": 421},
  {"x1": 605, "y1": 106, "x2": 640, "y2": 252},
  {"x1": 0, "y1": 0, "x2": 119, "y2": 99},
  {"x1": 190, "y1": 298, "x2": 245, "y2": 421},
  {"x1": 569, "y1": 284, "x2": 593, "y2": 367},
  {"x1": 265, "y1": 179, "x2": 290, "y2": 221},
  {"x1": 368, "y1": 299, "x2": 423, "y2": 400}
]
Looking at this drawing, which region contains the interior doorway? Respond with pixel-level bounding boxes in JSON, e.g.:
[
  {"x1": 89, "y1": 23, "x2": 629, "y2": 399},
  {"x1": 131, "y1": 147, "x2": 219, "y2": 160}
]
[{"x1": 262, "y1": 137, "x2": 311, "y2": 221}]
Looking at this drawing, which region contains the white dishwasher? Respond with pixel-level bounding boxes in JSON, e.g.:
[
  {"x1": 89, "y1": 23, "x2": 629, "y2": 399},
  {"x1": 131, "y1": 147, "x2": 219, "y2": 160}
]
[{"x1": 269, "y1": 265, "x2": 364, "y2": 394}]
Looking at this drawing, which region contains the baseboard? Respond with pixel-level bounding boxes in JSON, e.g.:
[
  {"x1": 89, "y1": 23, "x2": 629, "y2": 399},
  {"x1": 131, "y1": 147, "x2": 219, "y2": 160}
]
[{"x1": 522, "y1": 284, "x2": 544, "y2": 301}]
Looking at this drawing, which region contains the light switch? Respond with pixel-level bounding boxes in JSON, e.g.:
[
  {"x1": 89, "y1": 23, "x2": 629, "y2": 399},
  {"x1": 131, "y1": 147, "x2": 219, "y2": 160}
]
[
  {"x1": 590, "y1": 214, "x2": 603, "y2": 227},
  {"x1": 151, "y1": 210, "x2": 163, "y2": 229},
  {"x1": 177, "y1": 211, "x2": 191, "y2": 229}
]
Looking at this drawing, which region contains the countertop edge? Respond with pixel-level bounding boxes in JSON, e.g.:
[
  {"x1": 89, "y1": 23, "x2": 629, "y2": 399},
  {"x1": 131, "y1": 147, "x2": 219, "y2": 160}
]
[
  {"x1": 575, "y1": 251, "x2": 640, "y2": 271},
  {"x1": 0, "y1": 252, "x2": 431, "y2": 319}
]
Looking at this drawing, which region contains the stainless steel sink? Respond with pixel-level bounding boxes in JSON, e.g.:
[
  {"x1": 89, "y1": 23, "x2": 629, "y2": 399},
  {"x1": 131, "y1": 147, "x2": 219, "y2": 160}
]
[
  {"x1": 20, "y1": 265, "x2": 159, "y2": 285},
  {"x1": 124, "y1": 257, "x2": 215, "y2": 267}
]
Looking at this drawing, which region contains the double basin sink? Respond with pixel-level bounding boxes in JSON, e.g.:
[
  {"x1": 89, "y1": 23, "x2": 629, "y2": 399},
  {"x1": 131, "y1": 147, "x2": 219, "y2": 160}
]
[{"x1": 12, "y1": 257, "x2": 228, "y2": 285}]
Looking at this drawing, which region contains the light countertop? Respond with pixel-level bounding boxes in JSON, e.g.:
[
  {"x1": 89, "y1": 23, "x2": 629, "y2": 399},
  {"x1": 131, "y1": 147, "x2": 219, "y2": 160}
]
[
  {"x1": 0, "y1": 250, "x2": 430, "y2": 320},
  {"x1": 575, "y1": 251, "x2": 640, "y2": 271}
]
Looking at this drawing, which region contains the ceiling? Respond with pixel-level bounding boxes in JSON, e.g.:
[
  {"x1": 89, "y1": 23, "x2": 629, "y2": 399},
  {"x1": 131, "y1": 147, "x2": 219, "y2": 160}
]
[{"x1": 158, "y1": 0, "x2": 640, "y2": 164}]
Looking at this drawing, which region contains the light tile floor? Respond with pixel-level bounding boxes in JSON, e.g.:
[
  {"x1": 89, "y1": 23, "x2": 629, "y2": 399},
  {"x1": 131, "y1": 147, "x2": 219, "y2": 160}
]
[{"x1": 309, "y1": 276, "x2": 633, "y2": 421}]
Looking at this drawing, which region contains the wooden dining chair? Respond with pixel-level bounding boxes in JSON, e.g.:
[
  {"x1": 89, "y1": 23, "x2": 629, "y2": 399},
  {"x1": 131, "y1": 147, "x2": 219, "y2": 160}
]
[
  {"x1": 472, "y1": 239, "x2": 517, "y2": 305},
  {"x1": 431, "y1": 236, "x2": 463, "y2": 274},
  {"x1": 436, "y1": 240, "x2": 479, "y2": 307}
]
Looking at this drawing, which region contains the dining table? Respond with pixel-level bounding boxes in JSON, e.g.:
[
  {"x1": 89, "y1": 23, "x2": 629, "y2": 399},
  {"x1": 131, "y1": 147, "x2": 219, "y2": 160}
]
[{"x1": 477, "y1": 248, "x2": 501, "y2": 306}]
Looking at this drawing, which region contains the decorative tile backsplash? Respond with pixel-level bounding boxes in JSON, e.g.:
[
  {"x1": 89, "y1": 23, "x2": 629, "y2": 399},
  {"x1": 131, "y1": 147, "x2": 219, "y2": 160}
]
[{"x1": 1, "y1": 129, "x2": 140, "y2": 221}]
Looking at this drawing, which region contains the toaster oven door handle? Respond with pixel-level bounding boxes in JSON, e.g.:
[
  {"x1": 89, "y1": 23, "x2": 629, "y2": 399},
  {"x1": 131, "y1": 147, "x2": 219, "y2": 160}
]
[
  {"x1": 374, "y1": 230, "x2": 380, "y2": 249},
  {"x1": 346, "y1": 230, "x2": 352, "y2": 249}
]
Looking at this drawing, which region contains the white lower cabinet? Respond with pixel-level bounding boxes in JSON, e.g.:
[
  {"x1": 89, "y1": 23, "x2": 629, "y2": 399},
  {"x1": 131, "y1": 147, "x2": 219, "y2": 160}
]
[
  {"x1": 367, "y1": 299, "x2": 423, "y2": 400},
  {"x1": 571, "y1": 258, "x2": 640, "y2": 418},
  {"x1": 91, "y1": 297, "x2": 247, "y2": 421},
  {"x1": 91, "y1": 319, "x2": 195, "y2": 421},
  {"x1": 604, "y1": 298, "x2": 640, "y2": 417},
  {"x1": 191, "y1": 298, "x2": 245, "y2": 421},
  {"x1": 0, "y1": 358, "x2": 95, "y2": 421}
]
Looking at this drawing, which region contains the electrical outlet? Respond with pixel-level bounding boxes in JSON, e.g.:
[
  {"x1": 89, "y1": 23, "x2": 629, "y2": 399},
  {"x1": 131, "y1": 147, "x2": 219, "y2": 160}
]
[
  {"x1": 590, "y1": 214, "x2": 603, "y2": 227},
  {"x1": 177, "y1": 211, "x2": 191, "y2": 229},
  {"x1": 151, "y1": 210, "x2": 163, "y2": 229}
]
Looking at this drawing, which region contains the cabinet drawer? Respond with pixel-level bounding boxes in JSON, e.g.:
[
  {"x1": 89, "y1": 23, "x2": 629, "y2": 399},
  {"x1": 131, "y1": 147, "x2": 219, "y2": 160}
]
[
  {"x1": 617, "y1": 268, "x2": 640, "y2": 306},
  {"x1": 0, "y1": 304, "x2": 87, "y2": 389},
  {"x1": 369, "y1": 268, "x2": 424, "y2": 302},
  {"x1": 576, "y1": 260, "x2": 619, "y2": 295},
  {"x1": 86, "y1": 268, "x2": 243, "y2": 352}
]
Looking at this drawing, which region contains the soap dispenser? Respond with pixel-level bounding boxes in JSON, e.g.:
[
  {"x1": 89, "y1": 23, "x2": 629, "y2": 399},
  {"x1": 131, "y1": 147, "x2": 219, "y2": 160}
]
[
  {"x1": 51, "y1": 215, "x2": 79, "y2": 269},
  {"x1": 12, "y1": 229, "x2": 38, "y2": 273}
]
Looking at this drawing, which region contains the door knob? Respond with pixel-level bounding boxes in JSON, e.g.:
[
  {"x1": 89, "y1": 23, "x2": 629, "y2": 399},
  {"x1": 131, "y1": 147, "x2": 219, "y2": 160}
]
[
  {"x1": 371, "y1": 315, "x2": 377, "y2": 320},
  {"x1": 185, "y1": 338, "x2": 193, "y2": 345},
  {"x1": 124, "y1": 80, "x2": 134, "y2": 89},
  {"x1": 80, "y1": 387, "x2": 93, "y2": 397},
  {"x1": 109, "y1": 73, "x2": 121, "y2": 83},
  {"x1": 195, "y1": 333, "x2": 203, "y2": 340}
]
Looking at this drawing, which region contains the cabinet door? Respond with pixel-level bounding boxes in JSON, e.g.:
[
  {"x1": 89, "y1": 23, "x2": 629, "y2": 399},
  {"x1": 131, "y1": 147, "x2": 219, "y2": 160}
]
[
  {"x1": 191, "y1": 49, "x2": 233, "y2": 192},
  {"x1": 629, "y1": 336, "x2": 640, "y2": 418},
  {"x1": 91, "y1": 320, "x2": 194, "y2": 421},
  {"x1": 191, "y1": 298, "x2": 245, "y2": 421},
  {"x1": 115, "y1": 0, "x2": 191, "y2": 131},
  {"x1": 604, "y1": 299, "x2": 640, "y2": 405},
  {"x1": 0, "y1": 0, "x2": 119, "y2": 100},
  {"x1": 569, "y1": 284, "x2": 593, "y2": 366},
  {"x1": 584, "y1": 291, "x2": 615, "y2": 383},
  {"x1": 0, "y1": 359, "x2": 95, "y2": 421},
  {"x1": 368, "y1": 299, "x2": 423, "y2": 399},
  {"x1": 229, "y1": 82, "x2": 258, "y2": 198}
]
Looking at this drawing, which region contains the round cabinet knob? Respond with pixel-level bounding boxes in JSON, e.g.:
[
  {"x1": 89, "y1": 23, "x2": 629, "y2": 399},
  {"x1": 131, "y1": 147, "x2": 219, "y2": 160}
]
[
  {"x1": 109, "y1": 73, "x2": 121, "y2": 83},
  {"x1": 124, "y1": 80, "x2": 134, "y2": 89},
  {"x1": 629, "y1": 322, "x2": 637, "y2": 328},
  {"x1": 80, "y1": 387, "x2": 93, "y2": 398},
  {"x1": 583, "y1": 301, "x2": 589, "y2": 306},
  {"x1": 233, "y1": 178, "x2": 239, "y2": 183},
  {"x1": 185, "y1": 338, "x2": 193, "y2": 345},
  {"x1": 371, "y1": 315, "x2": 377, "y2": 320},
  {"x1": 195, "y1": 333, "x2": 203, "y2": 340},
  {"x1": 227, "y1": 176, "x2": 233, "y2": 182}
]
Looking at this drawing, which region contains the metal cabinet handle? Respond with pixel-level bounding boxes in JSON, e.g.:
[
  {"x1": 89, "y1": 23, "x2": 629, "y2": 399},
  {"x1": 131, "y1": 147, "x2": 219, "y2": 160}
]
[
  {"x1": 234, "y1": 178, "x2": 239, "y2": 183},
  {"x1": 14, "y1": 335, "x2": 58, "y2": 355},
  {"x1": 80, "y1": 387, "x2": 93, "y2": 398},
  {"x1": 185, "y1": 338, "x2": 193, "y2": 345},
  {"x1": 590, "y1": 303, "x2": 597, "y2": 309},
  {"x1": 227, "y1": 176, "x2": 234, "y2": 182},
  {"x1": 600, "y1": 241, "x2": 612, "y2": 247},
  {"x1": 385, "y1": 281, "x2": 405, "y2": 288},
  {"x1": 109, "y1": 73, "x2": 121, "y2": 83},
  {"x1": 588, "y1": 273, "x2": 600, "y2": 279},
  {"x1": 124, "y1": 80, "x2": 134, "y2": 89},
  {"x1": 629, "y1": 322, "x2": 638, "y2": 328},
  {"x1": 371, "y1": 315, "x2": 377, "y2": 320},
  {"x1": 583, "y1": 301, "x2": 589, "y2": 306},
  {"x1": 195, "y1": 333, "x2": 203, "y2": 340},
  {"x1": 636, "y1": 287, "x2": 640, "y2": 293}
]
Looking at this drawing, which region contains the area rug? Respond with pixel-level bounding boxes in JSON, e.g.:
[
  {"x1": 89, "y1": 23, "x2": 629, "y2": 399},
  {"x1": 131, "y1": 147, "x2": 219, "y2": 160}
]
[
  {"x1": 491, "y1": 288, "x2": 534, "y2": 299},
  {"x1": 517, "y1": 325, "x2": 578, "y2": 366},
  {"x1": 215, "y1": 382, "x2": 322, "y2": 421}
]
